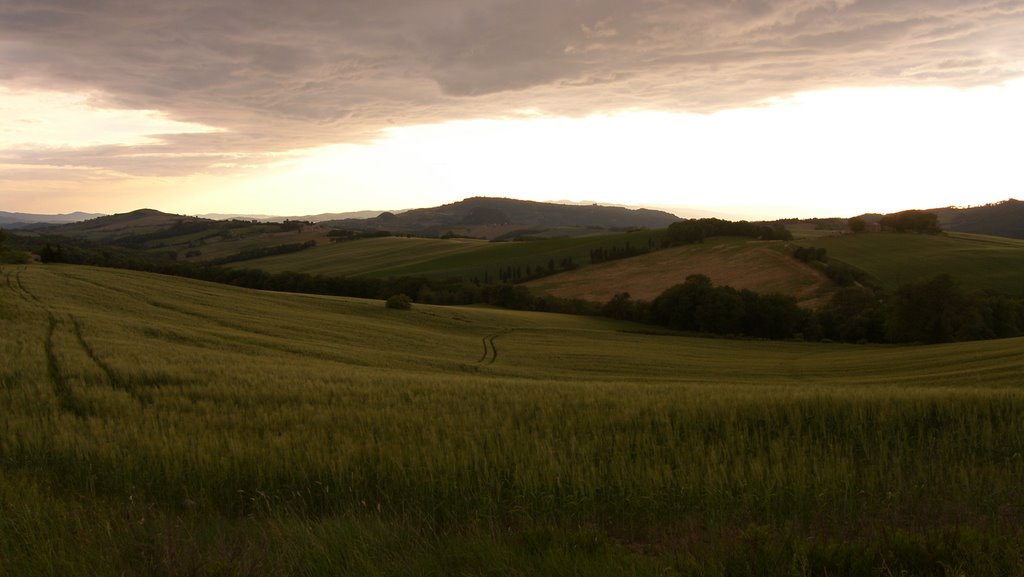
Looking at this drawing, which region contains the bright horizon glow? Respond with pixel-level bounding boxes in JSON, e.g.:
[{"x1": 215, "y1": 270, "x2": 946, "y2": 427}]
[
  {"x1": 0, "y1": 87, "x2": 217, "y2": 149},
  {"x1": 2, "y1": 79, "x2": 1022, "y2": 220}
]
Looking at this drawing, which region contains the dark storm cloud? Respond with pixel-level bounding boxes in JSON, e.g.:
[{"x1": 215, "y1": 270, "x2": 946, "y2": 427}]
[{"x1": 1, "y1": 0, "x2": 1022, "y2": 175}]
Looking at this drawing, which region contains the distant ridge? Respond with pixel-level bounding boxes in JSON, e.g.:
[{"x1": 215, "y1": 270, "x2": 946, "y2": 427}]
[
  {"x1": 930, "y1": 199, "x2": 1024, "y2": 239},
  {"x1": 197, "y1": 210, "x2": 385, "y2": 222},
  {"x1": 0, "y1": 210, "x2": 105, "y2": 228},
  {"x1": 853, "y1": 200, "x2": 1024, "y2": 240},
  {"x1": 323, "y1": 197, "x2": 680, "y2": 237},
  {"x1": 39, "y1": 209, "x2": 211, "y2": 241}
]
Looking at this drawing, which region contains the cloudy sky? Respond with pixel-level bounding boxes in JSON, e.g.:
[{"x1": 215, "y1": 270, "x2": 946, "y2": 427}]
[{"x1": 1, "y1": 0, "x2": 1022, "y2": 219}]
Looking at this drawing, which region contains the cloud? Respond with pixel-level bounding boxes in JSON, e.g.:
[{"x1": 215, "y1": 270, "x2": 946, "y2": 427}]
[{"x1": 1, "y1": 0, "x2": 1022, "y2": 178}]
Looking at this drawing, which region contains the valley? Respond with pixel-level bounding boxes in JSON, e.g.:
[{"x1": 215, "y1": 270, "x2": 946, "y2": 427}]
[{"x1": 3, "y1": 198, "x2": 1024, "y2": 575}]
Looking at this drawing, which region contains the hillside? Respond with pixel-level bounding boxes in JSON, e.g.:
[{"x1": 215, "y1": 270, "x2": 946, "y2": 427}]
[
  {"x1": 39, "y1": 208, "x2": 211, "y2": 242},
  {"x1": 4, "y1": 264, "x2": 1024, "y2": 575},
  {"x1": 22, "y1": 208, "x2": 326, "y2": 260},
  {"x1": 932, "y1": 199, "x2": 1024, "y2": 239},
  {"x1": 796, "y1": 231, "x2": 1024, "y2": 294},
  {"x1": 0, "y1": 210, "x2": 104, "y2": 228},
  {"x1": 324, "y1": 196, "x2": 680, "y2": 238},
  {"x1": 526, "y1": 238, "x2": 833, "y2": 307},
  {"x1": 235, "y1": 229, "x2": 666, "y2": 280},
  {"x1": 854, "y1": 199, "x2": 1024, "y2": 239}
]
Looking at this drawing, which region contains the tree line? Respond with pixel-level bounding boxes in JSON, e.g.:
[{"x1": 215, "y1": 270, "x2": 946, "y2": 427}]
[
  {"x1": 879, "y1": 210, "x2": 941, "y2": 234},
  {"x1": 208, "y1": 240, "x2": 317, "y2": 265},
  {"x1": 599, "y1": 273, "x2": 1024, "y2": 344},
  {"x1": 666, "y1": 218, "x2": 793, "y2": 244}
]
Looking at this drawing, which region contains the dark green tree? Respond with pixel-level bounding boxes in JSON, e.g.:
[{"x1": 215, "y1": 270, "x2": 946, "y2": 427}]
[
  {"x1": 818, "y1": 286, "x2": 884, "y2": 342},
  {"x1": 385, "y1": 293, "x2": 413, "y2": 310},
  {"x1": 40, "y1": 243, "x2": 63, "y2": 263},
  {"x1": 650, "y1": 274, "x2": 714, "y2": 330},
  {"x1": 886, "y1": 274, "x2": 986, "y2": 343},
  {"x1": 879, "y1": 210, "x2": 940, "y2": 234},
  {"x1": 602, "y1": 292, "x2": 635, "y2": 321}
]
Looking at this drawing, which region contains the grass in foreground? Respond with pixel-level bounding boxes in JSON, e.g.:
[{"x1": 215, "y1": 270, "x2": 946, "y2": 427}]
[{"x1": 2, "y1": 265, "x2": 1024, "y2": 576}]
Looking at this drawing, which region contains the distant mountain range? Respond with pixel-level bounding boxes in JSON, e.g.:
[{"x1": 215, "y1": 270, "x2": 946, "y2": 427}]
[
  {"x1": 196, "y1": 210, "x2": 385, "y2": 222},
  {"x1": 7, "y1": 199, "x2": 683, "y2": 245},
  {"x1": 0, "y1": 209, "x2": 382, "y2": 227},
  {"x1": 0, "y1": 211, "x2": 105, "y2": 228},
  {"x1": 6, "y1": 197, "x2": 1022, "y2": 240}
]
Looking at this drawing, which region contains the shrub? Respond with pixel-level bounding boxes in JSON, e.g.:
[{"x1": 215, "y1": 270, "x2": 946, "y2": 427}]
[{"x1": 385, "y1": 293, "x2": 412, "y2": 310}]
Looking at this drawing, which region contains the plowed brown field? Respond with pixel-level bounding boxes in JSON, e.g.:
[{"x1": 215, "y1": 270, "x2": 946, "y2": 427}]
[{"x1": 526, "y1": 239, "x2": 834, "y2": 307}]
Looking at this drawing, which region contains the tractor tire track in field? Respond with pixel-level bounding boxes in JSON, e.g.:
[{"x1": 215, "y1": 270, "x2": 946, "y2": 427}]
[
  {"x1": 63, "y1": 270, "x2": 368, "y2": 365},
  {"x1": 45, "y1": 313, "x2": 88, "y2": 418},
  {"x1": 478, "y1": 329, "x2": 511, "y2": 365},
  {"x1": 15, "y1": 269, "x2": 122, "y2": 410},
  {"x1": 12, "y1": 268, "x2": 41, "y2": 304},
  {"x1": 4, "y1": 269, "x2": 23, "y2": 298},
  {"x1": 68, "y1": 314, "x2": 135, "y2": 396}
]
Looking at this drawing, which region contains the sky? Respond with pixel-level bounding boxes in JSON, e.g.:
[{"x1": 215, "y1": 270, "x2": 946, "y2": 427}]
[{"x1": 1, "y1": 0, "x2": 1023, "y2": 220}]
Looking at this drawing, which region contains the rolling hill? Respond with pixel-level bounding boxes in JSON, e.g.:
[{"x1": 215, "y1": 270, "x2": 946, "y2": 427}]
[
  {"x1": 234, "y1": 228, "x2": 666, "y2": 280},
  {"x1": 34, "y1": 208, "x2": 211, "y2": 242},
  {"x1": 526, "y1": 237, "x2": 834, "y2": 307},
  {"x1": 855, "y1": 199, "x2": 1024, "y2": 239},
  {"x1": 0, "y1": 210, "x2": 104, "y2": 228},
  {"x1": 3, "y1": 264, "x2": 1024, "y2": 575},
  {"x1": 932, "y1": 199, "x2": 1024, "y2": 239},
  {"x1": 324, "y1": 196, "x2": 680, "y2": 238},
  {"x1": 795, "y1": 231, "x2": 1024, "y2": 294}
]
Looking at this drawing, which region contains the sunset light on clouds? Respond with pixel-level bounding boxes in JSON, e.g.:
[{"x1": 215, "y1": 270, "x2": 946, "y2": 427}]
[{"x1": 1, "y1": 0, "x2": 1023, "y2": 218}]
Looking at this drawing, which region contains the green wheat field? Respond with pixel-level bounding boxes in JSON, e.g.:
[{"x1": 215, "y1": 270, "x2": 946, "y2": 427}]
[{"x1": 2, "y1": 264, "x2": 1024, "y2": 576}]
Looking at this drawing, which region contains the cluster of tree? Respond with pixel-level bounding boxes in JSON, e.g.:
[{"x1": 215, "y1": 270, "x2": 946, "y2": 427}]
[
  {"x1": 111, "y1": 218, "x2": 296, "y2": 250},
  {"x1": 492, "y1": 257, "x2": 577, "y2": 283},
  {"x1": 599, "y1": 275, "x2": 812, "y2": 340},
  {"x1": 666, "y1": 218, "x2": 792, "y2": 245},
  {"x1": 815, "y1": 275, "x2": 1024, "y2": 344},
  {"x1": 589, "y1": 240, "x2": 654, "y2": 264},
  {"x1": 38, "y1": 243, "x2": 64, "y2": 263},
  {"x1": 878, "y1": 210, "x2": 940, "y2": 234},
  {"x1": 815, "y1": 286, "x2": 886, "y2": 343},
  {"x1": 326, "y1": 229, "x2": 392, "y2": 242},
  {"x1": 792, "y1": 246, "x2": 827, "y2": 263},
  {"x1": 884, "y1": 275, "x2": 1024, "y2": 342},
  {"x1": 279, "y1": 220, "x2": 311, "y2": 233},
  {"x1": 789, "y1": 245, "x2": 875, "y2": 288},
  {"x1": 597, "y1": 273, "x2": 1024, "y2": 343},
  {"x1": 848, "y1": 217, "x2": 867, "y2": 233},
  {"x1": 0, "y1": 228, "x2": 19, "y2": 266},
  {"x1": 110, "y1": 219, "x2": 213, "y2": 248},
  {"x1": 208, "y1": 240, "x2": 317, "y2": 265},
  {"x1": 385, "y1": 293, "x2": 413, "y2": 310}
]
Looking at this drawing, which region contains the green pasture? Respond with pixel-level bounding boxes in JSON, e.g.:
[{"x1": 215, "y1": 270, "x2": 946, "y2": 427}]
[
  {"x1": 797, "y1": 231, "x2": 1024, "y2": 294},
  {"x1": 239, "y1": 229, "x2": 665, "y2": 279},
  {"x1": 2, "y1": 264, "x2": 1024, "y2": 576}
]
